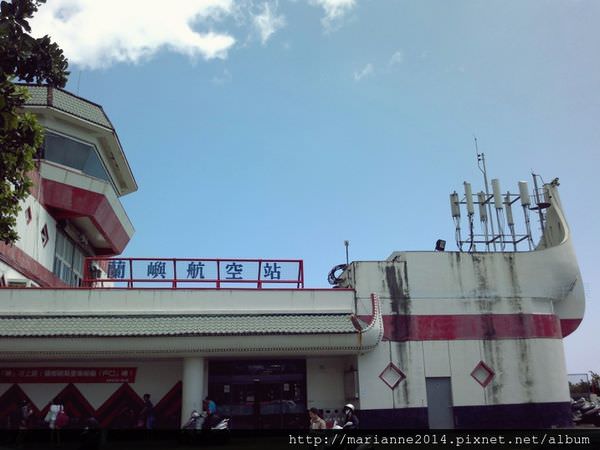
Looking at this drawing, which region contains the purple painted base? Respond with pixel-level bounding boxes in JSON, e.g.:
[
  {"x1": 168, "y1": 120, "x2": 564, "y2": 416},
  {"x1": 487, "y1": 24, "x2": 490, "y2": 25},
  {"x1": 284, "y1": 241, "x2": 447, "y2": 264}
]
[
  {"x1": 360, "y1": 407, "x2": 428, "y2": 429},
  {"x1": 360, "y1": 402, "x2": 573, "y2": 429},
  {"x1": 454, "y1": 402, "x2": 573, "y2": 429}
]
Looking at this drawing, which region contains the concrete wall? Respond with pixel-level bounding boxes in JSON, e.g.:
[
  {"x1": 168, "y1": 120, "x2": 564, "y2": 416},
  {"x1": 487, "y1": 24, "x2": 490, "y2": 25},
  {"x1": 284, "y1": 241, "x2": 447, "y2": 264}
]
[
  {"x1": 349, "y1": 249, "x2": 581, "y2": 319},
  {"x1": 358, "y1": 341, "x2": 426, "y2": 410},
  {"x1": 350, "y1": 253, "x2": 573, "y2": 409},
  {"x1": 357, "y1": 338, "x2": 570, "y2": 408},
  {"x1": 345, "y1": 221, "x2": 581, "y2": 417},
  {"x1": 0, "y1": 288, "x2": 354, "y2": 315},
  {"x1": 11, "y1": 194, "x2": 57, "y2": 277},
  {"x1": 306, "y1": 356, "x2": 355, "y2": 415}
]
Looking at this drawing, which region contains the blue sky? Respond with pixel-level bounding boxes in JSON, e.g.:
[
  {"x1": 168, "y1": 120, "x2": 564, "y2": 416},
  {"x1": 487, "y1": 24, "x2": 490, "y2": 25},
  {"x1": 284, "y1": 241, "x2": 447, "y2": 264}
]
[{"x1": 31, "y1": 0, "x2": 599, "y2": 375}]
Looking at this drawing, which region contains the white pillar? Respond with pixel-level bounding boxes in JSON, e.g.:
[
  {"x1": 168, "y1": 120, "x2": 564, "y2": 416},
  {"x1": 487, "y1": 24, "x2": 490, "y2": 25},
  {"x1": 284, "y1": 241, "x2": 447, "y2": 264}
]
[{"x1": 181, "y1": 357, "x2": 205, "y2": 427}]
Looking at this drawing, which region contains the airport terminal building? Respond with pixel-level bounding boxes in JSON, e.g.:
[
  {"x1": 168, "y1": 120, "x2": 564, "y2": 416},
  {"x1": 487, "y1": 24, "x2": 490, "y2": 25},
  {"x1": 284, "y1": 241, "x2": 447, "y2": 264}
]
[{"x1": 0, "y1": 85, "x2": 585, "y2": 429}]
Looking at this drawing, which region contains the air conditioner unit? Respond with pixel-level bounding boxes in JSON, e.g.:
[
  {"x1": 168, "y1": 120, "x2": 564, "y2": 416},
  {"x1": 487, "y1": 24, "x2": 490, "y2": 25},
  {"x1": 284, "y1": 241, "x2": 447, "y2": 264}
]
[
  {"x1": 7, "y1": 279, "x2": 32, "y2": 288},
  {"x1": 89, "y1": 263, "x2": 103, "y2": 279}
]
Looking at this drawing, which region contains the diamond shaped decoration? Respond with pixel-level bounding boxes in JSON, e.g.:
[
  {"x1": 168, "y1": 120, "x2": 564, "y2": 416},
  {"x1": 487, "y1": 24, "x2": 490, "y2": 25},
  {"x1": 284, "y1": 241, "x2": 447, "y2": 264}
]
[
  {"x1": 379, "y1": 362, "x2": 406, "y2": 389},
  {"x1": 471, "y1": 361, "x2": 495, "y2": 387}
]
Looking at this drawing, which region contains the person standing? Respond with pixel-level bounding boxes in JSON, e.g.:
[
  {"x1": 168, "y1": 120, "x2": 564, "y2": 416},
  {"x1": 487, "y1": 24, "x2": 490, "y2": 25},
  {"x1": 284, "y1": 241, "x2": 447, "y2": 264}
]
[
  {"x1": 16, "y1": 400, "x2": 33, "y2": 448},
  {"x1": 309, "y1": 408, "x2": 327, "y2": 430},
  {"x1": 46, "y1": 397, "x2": 65, "y2": 447},
  {"x1": 140, "y1": 393, "x2": 155, "y2": 430}
]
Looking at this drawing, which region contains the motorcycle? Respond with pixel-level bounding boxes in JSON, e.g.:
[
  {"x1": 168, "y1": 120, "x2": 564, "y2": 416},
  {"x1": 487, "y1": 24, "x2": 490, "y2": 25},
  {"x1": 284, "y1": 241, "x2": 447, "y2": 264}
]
[
  {"x1": 180, "y1": 411, "x2": 230, "y2": 445},
  {"x1": 182, "y1": 410, "x2": 203, "y2": 430},
  {"x1": 572, "y1": 398, "x2": 600, "y2": 427}
]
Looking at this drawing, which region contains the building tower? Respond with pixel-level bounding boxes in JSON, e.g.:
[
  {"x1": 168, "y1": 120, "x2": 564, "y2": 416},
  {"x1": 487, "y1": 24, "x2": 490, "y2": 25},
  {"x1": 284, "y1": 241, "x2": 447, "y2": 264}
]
[{"x1": 0, "y1": 85, "x2": 137, "y2": 288}]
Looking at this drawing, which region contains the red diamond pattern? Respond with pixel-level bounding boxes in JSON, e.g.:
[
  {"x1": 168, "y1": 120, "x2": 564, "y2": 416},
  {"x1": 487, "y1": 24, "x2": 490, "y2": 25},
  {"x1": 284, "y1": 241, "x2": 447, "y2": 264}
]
[
  {"x1": 471, "y1": 361, "x2": 495, "y2": 387},
  {"x1": 379, "y1": 362, "x2": 406, "y2": 389}
]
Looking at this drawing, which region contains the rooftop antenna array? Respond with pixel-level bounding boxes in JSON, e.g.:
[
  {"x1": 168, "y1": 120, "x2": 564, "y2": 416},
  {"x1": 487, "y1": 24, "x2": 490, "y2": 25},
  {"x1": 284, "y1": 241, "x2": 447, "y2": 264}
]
[{"x1": 450, "y1": 140, "x2": 549, "y2": 252}]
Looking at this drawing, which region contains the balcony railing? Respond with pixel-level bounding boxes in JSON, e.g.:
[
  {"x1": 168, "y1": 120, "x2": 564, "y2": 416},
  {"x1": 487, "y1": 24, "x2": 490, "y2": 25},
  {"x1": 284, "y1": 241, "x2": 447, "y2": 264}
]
[{"x1": 83, "y1": 257, "x2": 304, "y2": 289}]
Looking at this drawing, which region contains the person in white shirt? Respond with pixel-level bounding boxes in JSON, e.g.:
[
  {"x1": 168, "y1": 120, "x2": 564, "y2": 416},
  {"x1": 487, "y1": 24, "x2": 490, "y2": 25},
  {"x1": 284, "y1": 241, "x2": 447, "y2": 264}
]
[{"x1": 46, "y1": 397, "x2": 64, "y2": 446}]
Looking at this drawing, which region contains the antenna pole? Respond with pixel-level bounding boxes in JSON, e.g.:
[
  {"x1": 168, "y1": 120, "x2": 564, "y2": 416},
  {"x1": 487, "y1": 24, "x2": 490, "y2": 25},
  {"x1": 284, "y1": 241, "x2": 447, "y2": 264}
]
[
  {"x1": 475, "y1": 138, "x2": 496, "y2": 250},
  {"x1": 344, "y1": 240, "x2": 349, "y2": 265},
  {"x1": 77, "y1": 71, "x2": 82, "y2": 95},
  {"x1": 531, "y1": 173, "x2": 547, "y2": 248}
]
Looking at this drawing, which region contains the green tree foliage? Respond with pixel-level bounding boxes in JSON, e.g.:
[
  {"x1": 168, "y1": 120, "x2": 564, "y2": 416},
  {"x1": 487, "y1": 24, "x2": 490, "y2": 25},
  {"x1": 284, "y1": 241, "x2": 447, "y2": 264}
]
[
  {"x1": 591, "y1": 371, "x2": 600, "y2": 395},
  {"x1": 569, "y1": 379, "x2": 591, "y2": 397},
  {"x1": 0, "y1": 0, "x2": 68, "y2": 244}
]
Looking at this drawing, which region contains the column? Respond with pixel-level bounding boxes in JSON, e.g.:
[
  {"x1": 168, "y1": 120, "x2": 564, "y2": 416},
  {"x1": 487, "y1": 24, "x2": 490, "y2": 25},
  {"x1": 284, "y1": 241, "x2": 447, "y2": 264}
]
[{"x1": 181, "y1": 357, "x2": 205, "y2": 426}]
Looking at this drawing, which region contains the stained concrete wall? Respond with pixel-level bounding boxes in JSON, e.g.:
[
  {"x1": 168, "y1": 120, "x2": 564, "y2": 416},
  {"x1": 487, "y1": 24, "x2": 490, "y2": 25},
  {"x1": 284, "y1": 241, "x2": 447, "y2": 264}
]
[
  {"x1": 357, "y1": 337, "x2": 569, "y2": 411},
  {"x1": 346, "y1": 185, "x2": 583, "y2": 414}
]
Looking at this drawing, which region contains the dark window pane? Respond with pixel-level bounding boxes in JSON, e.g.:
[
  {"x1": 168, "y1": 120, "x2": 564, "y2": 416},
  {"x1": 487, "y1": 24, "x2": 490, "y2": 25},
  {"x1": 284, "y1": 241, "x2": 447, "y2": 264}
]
[{"x1": 44, "y1": 132, "x2": 111, "y2": 183}]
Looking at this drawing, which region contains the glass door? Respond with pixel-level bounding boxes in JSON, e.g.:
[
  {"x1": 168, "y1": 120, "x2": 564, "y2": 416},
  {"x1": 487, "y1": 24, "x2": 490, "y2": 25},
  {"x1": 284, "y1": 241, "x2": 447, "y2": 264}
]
[{"x1": 208, "y1": 360, "x2": 306, "y2": 429}]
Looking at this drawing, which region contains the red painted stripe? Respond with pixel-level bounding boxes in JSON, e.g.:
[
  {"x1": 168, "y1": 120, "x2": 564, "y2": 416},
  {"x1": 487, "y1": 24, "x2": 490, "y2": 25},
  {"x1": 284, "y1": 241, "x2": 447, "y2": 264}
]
[
  {"x1": 41, "y1": 179, "x2": 130, "y2": 255},
  {"x1": 559, "y1": 318, "x2": 582, "y2": 337},
  {"x1": 358, "y1": 313, "x2": 563, "y2": 341},
  {"x1": 0, "y1": 241, "x2": 67, "y2": 288}
]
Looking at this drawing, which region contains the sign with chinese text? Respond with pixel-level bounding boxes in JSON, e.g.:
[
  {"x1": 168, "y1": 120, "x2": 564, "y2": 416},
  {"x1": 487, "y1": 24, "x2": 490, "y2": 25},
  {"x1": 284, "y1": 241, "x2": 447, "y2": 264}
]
[
  {"x1": 0, "y1": 367, "x2": 137, "y2": 383},
  {"x1": 85, "y1": 258, "x2": 304, "y2": 289}
]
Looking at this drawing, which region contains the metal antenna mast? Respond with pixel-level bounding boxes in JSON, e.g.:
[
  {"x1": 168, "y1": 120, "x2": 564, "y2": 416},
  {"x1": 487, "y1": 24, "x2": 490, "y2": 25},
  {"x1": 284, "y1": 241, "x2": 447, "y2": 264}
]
[
  {"x1": 531, "y1": 173, "x2": 548, "y2": 248},
  {"x1": 77, "y1": 71, "x2": 82, "y2": 95},
  {"x1": 344, "y1": 240, "x2": 350, "y2": 265},
  {"x1": 475, "y1": 137, "x2": 497, "y2": 251}
]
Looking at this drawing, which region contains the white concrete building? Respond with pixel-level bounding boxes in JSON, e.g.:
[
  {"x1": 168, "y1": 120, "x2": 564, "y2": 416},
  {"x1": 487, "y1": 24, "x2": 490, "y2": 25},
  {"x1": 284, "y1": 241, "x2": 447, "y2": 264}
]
[{"x1": 0, "y1": 85, "x2": 585, "y2": 429}]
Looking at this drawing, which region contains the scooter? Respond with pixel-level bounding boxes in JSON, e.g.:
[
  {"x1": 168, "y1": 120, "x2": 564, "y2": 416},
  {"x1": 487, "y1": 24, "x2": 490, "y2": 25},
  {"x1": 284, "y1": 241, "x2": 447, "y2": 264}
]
[
  {"x1": 211, "y1": 418, "x2": 230, "y2": 430},
  {"x1": 180, "y1": 411, "x2": 231, "y2": 445},
  {"x1": 572, "y1": 398, "x2": 600, "y2": 426},
  {"x1": 182, "y1": 410, "x2": 202, "y2": 430}
]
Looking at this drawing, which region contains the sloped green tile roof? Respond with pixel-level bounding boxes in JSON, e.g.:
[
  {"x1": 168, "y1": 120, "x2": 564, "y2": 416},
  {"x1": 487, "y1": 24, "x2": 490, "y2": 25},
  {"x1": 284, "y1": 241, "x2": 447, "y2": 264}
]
[
  {"x1": 21, "y1": 85, "x2": 113, "y2": 129},
  {"x1": 0, "y1": 314, "x2": 357, "y2": 337}
]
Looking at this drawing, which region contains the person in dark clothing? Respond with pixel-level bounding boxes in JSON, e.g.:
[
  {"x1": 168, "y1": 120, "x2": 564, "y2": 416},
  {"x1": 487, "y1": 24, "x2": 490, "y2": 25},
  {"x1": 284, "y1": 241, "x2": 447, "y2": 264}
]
[
  {"x1": 341, "y1": 404, "x2": 359, "y2": 429},
  {"x1": 79, "y1": 417, "x2": 101, "y2": 450},
  {"x1": 140, "y1": 394, "x2": 155, "y2": 430},
  {"x1": 16, "y1": 400, "x2": 33, "y2": 448}
]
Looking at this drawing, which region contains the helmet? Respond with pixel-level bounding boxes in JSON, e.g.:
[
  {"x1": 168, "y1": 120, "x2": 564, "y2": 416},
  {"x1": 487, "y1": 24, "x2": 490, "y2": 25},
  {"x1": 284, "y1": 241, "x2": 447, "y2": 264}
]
[{"x1": 343, "y1": 403, "x2": 354, "y2": 412}]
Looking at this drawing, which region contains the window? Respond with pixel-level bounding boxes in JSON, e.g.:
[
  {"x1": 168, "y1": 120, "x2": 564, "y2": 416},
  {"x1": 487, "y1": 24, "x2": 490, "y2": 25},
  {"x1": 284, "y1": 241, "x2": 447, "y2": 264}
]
[
  {"x1": 42, "y1": 131, "x2": 113, "y2": 185},
  {"x1": 25, "y1": 207, "x2": 32, "y2": 224},
  {"x1": 53, "y1": 231, "x2": 85, "y2": 287},
  {"x1": 41, "y1": 225, "x2": 49, "y2": 247}
]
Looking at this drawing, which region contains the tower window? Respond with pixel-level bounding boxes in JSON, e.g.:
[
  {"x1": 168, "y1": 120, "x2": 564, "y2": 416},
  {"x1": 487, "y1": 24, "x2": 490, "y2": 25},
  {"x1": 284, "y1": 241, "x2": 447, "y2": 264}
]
[
  {"x1": 53, "y1": 231, "x2": 84, "y2": 287},
  {"x1": 25, "y1": 207, "x2": 32, "y2": 224},
  {"x1": 41, "y1": 225, "x2": 49, "y2": 247},
  {"x1": 42, "y1": 131, "x2": 113, "y2": 186}
]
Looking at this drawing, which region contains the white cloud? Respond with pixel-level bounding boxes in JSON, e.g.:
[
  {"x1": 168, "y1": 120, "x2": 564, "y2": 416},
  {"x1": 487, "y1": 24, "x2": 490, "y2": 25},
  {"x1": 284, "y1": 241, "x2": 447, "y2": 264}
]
[
  {"x1": 253, "y1": 2, "x2": 286, "y2": 45},
  {"x1": 389, "y1": 50, "x2": 403, "y2": 66},
  {"x1": 310, "y1": 0, "x2": 357, "y2": 30},
  {"x1": 30, "y1": 0, "x2": 236, "y2": 69},
  {"x1": 353, "y1": 63, "x2": 373, "y2": 82}
]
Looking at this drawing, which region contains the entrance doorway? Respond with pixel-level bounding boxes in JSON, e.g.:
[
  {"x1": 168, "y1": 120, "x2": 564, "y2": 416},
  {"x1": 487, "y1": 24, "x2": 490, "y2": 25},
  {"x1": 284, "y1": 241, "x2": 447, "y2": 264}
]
[
  {"x1": 425, "y1": 377, "x2": 455, "y2": 429},
  {"x1": 208, "y1": 360, "x2": 306, "y2": 429}
]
